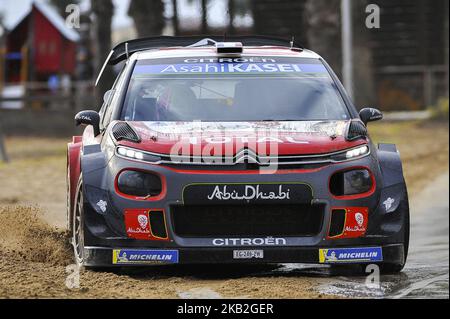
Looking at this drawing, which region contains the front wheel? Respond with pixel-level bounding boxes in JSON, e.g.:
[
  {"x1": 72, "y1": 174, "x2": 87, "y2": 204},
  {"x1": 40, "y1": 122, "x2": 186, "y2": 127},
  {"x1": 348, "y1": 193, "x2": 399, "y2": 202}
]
[{"x1": 72, "y1": 180, "x2": 85, "y2": 266}]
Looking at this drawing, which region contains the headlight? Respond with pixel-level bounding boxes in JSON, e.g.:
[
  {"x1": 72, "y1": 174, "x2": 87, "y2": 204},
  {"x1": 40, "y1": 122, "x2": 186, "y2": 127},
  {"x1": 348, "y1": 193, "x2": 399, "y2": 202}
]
[
  {"x1": 116, "y1": 146, "x2": 161, "y2": 163},
  {"x1": 117, "y1": 170, "x2": 162, "y2": 198},
  {"x1": 331, "y1": 145, "x2": 370, "y2": 162},
  {"x1": 330, "y1": 169, "x2": 373, "y2": 196},
  {"x1": 345, "y1": 145, "x2": 369, "y2": 159}
]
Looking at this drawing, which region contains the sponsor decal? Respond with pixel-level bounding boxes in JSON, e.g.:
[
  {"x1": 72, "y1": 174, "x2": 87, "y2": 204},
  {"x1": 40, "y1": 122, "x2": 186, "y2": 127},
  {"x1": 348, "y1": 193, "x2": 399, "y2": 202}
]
[
  {"x1": 233, "y1": 250, "x2": 264, "y2": 259},
  {"x1": 184, "y1": 57, "x2": 277, "y2": 63},
  {"x1": 96, "y1": 200, "x2": 107, "y2": 213},
  {"x1": 137, "y1": 214, "x2": 148, "y2": 229},
  {"x1": 184, "y1": 183, "x2": 313, "y2": 205},
  {"x1": 124, "y1": 209, "x2": 169, "y2": 241},
  {"x1": 112, "y1": 249, "x2": 179, "y2": 265},
  {"x1": 355, "y1": 212, "x2": 364, "y2": 226},
  {"x1": 383, "y1": 197, "x2": 395, "y2": 211},
  {"x1": 212, "y1": 237, "x2": 287, "y2": 247},
  {"x1": 125, "y1": 211, "x2": 151, "y2": 239},
  {"x1": 329, "y1": 207, "x2": 368, "y2": 239},
  {"x1": 134, "y1": 63, "x2": 328, "y2": 75},
  {"x1": 207, "y1": 185, "x2": 290, "y2": 201},
  {"x1": 344, "y1": 209, "x2": 368, "y2": 234},
  {"x1": 319, "y1": 247, "x2": 383, "y2": 264}
]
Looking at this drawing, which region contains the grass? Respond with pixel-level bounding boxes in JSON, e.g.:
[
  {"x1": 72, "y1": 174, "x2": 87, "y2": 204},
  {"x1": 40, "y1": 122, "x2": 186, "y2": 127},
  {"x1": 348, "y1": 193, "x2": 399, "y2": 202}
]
[{"x1": 369, "y1": 120, "x2": 449, "y2": 194}]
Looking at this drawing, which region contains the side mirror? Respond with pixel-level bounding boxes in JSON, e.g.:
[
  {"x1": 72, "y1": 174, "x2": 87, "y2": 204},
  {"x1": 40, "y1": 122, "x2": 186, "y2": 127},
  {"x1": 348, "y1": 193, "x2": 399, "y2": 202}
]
[
  {"x1": 359, "y1": 108, "x2": 383, "y2": 125},
  {"x1": 75, "y1": 110, "x2": 101, "y2": 136}
]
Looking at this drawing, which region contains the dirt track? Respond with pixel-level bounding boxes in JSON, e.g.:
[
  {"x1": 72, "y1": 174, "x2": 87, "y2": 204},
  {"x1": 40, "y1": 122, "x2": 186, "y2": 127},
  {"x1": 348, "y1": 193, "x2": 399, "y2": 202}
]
[
  {"x1": 0, "y1": 206, "x2": 328, "y2": 299},
  {"x1": 0, "y1": 121, "x2": 448, "y2": 299}
]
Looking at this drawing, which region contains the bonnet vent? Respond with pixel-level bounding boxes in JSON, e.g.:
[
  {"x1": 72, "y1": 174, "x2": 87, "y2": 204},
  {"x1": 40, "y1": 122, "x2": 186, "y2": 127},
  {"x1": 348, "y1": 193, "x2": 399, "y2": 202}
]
[
  {"x1": 347, "y1": 121, "x2": 368, "y2": 141},
  {"x1": 112, "y1": 122, "x2": 141, "y2": 143}
]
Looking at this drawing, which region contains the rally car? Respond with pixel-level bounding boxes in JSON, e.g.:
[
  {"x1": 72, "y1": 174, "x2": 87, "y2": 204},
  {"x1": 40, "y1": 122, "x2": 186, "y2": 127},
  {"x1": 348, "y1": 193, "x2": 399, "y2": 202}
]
[{"x1": 67, "y1": 36, "x2": 409, "y2": 273}]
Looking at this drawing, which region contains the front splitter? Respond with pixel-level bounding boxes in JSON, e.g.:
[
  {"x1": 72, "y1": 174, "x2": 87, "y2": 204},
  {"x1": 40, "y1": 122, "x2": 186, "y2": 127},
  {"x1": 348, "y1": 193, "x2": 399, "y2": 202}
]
[{"x1": 82, "y1": 244, "x2": 404, "y2": 267}]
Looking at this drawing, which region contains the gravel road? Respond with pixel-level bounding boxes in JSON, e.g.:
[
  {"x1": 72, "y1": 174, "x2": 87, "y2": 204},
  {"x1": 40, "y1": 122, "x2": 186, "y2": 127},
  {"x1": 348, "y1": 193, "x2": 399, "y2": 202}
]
[{"x1": 0, "y1": 173, "x2": 447, "y2": 299}]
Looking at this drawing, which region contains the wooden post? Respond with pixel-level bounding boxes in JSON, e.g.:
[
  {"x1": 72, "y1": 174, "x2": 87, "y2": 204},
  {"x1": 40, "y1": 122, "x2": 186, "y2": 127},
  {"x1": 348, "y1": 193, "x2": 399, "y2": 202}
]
[
  {"x1": 0, "y1": 47, "x2": 4, "y2": 93},
  {"x1": 0, "y1": 125, "x2": 8, "y2": 163},
  {"x1": 0, "y1": 40, "x2": 6, "y2": 161}
]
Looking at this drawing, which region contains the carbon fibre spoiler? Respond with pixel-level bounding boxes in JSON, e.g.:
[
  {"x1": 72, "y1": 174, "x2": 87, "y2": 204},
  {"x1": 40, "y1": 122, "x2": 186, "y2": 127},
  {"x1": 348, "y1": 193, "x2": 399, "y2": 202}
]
[
  {"x1": 96, "y1": 35, "x2": 302, "y2": 86},
  {"x1": 109, "y1": 35, "x2": 302, "y2": 65}
]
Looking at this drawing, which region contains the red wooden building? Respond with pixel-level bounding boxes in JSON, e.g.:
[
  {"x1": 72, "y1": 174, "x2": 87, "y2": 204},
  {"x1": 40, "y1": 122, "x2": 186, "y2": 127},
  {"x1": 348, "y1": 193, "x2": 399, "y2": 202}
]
[{"x1": 4, "y1": 2, "x2": 79, "y2": 83}]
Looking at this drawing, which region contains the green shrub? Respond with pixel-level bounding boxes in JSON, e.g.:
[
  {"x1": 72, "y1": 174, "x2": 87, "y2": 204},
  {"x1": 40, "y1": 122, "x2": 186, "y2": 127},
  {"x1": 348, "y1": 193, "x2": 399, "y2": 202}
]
[{"x1": 428, "y1": 98, "x2": 449, "y2": 121}]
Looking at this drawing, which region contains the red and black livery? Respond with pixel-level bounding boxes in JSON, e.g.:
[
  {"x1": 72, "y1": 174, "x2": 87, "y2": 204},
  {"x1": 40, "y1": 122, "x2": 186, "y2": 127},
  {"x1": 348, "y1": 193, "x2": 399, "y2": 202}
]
[{"x1": 67, "y1": 36, "x2": 409, "y2": 272}]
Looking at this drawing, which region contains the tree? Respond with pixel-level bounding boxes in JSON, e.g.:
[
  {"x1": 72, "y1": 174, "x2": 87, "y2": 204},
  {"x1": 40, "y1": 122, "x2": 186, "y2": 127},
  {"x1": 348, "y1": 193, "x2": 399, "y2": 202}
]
[
  {"x1": 128, "y1": 0, "x2": 165, "y2": 38},
  {"x1": 201, "y1": 0, "x2": 208, "y2": 34},
  {"x1": 228, "y1": 0, "x2": 251, "y2": 35},
  {"x1": 48, "y1": 0, "x2": 80, "y2": 17},
  {"x1": 304, "y1": 0, "x2": 342, "y2": 78},
  {"x1": 305, "y1": 0, "x2": 375, "y2": 107},
  {"x1": 172, "y1": 0, "x2": 180, "y2": 35},
  {"x1": 91, "y1": 0, "x2": 115, "y2": 108},
  {"x1": 227, "y1": 0, "x2": 235, "y2": 34},
  {"x1": 251, "y1": 0, "x2": 308, "y2": 46},
  {"x1": 186, "y1": 0, "x2": 209, "y2": 34},
  {"x1": 351, "y1": 0, "x2": 376, "y2": 107}
]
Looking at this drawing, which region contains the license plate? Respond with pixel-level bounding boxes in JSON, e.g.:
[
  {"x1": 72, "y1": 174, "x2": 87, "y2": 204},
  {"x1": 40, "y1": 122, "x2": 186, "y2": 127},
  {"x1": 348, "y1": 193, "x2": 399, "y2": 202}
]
[{"x1": 233, "y1": 250, "x2": 264, "y2": 259}]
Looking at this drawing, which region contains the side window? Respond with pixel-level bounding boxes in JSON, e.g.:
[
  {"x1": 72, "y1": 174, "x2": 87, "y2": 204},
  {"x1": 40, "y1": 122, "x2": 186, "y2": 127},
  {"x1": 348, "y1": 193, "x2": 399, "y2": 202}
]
[
  {"x1": 100, "y1": 89, "x2": 116, "y2": 129},
  {"x1": 100, "y1": 64, "x2": 128, "y2": 129}
]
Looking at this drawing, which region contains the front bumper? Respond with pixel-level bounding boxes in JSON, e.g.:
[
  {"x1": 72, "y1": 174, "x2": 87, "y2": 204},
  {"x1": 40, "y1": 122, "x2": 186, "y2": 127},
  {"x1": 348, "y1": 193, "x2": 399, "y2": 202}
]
[
  {"x1": 80, "y1": 153, "x2": 409, "y2": 266},
  {"x1": 83, "y1": 244, "x2": 405, "y2": 267}
]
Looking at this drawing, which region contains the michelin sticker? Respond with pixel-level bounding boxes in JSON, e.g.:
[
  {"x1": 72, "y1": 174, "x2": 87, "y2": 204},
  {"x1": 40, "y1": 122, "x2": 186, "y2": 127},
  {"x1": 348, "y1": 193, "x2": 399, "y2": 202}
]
[
  {"x1": 112, "y1": 249, "x2": 179, "y2": 265},
  {"x1": 319, "y1": 247, "x2": 383, "y2": 264}
]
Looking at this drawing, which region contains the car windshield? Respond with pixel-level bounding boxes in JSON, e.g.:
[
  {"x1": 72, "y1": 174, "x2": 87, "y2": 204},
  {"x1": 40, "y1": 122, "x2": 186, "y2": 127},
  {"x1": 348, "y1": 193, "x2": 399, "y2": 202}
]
[{"x1": 121, "y1": 56, "x2": 350, "y2": 122}]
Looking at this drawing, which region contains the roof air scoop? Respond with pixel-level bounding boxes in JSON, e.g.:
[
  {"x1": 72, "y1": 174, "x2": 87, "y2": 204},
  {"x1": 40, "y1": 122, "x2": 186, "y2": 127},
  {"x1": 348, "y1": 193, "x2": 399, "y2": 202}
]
[
  {"x1": 346, "y1": 120, "x2": 368, "y2": 141},
  {"x1": 112, "y1": 122, "x2": 141, "y2": 143},
  {"x1": 215, "y1": 42, "x2": 243, "y2": 55}
]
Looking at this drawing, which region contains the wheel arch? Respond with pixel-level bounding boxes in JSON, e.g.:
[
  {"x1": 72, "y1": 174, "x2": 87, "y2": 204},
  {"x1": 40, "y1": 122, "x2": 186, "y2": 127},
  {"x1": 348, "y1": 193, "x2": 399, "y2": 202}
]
[
  {"x1": 377, "y1": 143, "x2": 407, "y2": 188},
  {"x1": 67, "y1": 137, "x2": 82, "y2": 231}
]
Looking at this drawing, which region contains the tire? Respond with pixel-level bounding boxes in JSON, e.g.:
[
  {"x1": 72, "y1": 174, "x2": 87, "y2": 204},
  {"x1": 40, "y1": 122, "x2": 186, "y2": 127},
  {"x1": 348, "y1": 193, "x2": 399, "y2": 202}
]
[
  {"x1": 66, "y1": 163, "x2": 72, "y2": 237},
  {"x1": 72, "y1": 179, "x2": 85, "y2": 267},
  {"x1": 72, "y1": 178, "x2": 114, "y2": 272},
  {"x1": 380, "y1": 198, "x2": 410, "y2": 274}
]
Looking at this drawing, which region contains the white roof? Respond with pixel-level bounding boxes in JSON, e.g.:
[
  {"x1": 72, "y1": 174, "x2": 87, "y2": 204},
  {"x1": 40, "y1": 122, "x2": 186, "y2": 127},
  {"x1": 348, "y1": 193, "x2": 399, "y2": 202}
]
[{"x1": 10, "y1": 1, "x2": 80, "y2": 42}]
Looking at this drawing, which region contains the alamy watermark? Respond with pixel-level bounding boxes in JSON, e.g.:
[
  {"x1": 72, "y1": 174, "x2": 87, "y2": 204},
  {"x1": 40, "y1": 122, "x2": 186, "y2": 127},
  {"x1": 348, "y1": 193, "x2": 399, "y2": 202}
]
[
  {"x1": 65, "y1": 264, "x2": 81, "y2": 289},
  {"x1": 365, "y1": 264, "x2": 381, "y2": 290},
  {"x1": 366, "y1": 4, "x2": 381, "y2": 29},
  {"x1": 65, "y1": 4, "x2": 81, "y2": 29}
]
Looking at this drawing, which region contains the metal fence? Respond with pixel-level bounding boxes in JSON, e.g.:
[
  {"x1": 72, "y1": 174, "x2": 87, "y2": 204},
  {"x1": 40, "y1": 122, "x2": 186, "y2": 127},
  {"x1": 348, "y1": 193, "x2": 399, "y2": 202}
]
[
  {"x1": 375, "y1": 65, "x2": 448, "y2": 111},
  {"x1": 0, "y1": 81, "x2": 95, "y2": 111}
]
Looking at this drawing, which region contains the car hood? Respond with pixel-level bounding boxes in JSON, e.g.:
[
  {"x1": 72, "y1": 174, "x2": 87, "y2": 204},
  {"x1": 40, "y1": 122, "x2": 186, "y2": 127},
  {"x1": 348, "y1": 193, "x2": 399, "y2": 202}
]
[{"x1": 117, "y1": 121, "x2": 367, "y2": 156}]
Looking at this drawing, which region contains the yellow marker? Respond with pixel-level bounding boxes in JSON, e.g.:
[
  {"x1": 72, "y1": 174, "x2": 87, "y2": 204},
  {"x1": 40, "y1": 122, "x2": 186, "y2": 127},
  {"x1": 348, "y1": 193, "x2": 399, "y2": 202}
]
[
  {"x1": 112, "y1": 250, "x2": 120, "y2": 264},
  {"x1": 319, "y1": 249, "x2": 328, "y2": 263}
]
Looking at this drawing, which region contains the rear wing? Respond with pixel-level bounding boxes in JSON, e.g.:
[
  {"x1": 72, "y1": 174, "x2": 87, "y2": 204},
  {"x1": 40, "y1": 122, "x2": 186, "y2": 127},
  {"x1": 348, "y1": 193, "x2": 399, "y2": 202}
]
[
  {"x1": 109, "y1": 35, "x2": 302, "y2": 65},
  {"x1": 95, "y1": 35, "x2": 303, "y2": 86}
]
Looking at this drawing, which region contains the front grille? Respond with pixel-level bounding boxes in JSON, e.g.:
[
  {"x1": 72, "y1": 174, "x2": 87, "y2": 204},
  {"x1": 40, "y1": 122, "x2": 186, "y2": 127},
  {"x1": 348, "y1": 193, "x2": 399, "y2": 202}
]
[
  {"x1": 163, "y1": 162, "x2": 328, "y2": 171},
  {"x1": 171, "y1": 204, "x2": 325, "y2": 238}
]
